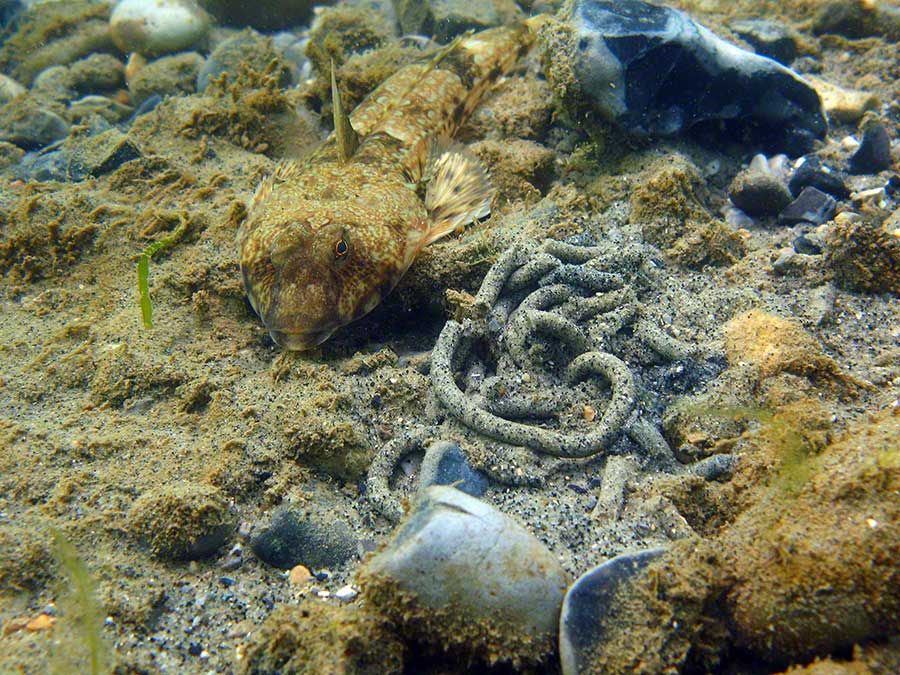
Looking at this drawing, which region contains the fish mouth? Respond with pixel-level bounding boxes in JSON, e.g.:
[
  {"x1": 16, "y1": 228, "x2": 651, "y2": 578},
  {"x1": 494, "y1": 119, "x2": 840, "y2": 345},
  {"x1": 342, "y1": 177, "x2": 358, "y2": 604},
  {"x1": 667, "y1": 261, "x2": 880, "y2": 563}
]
[{"x1": 267, "y1": 327, "x2": 335, "y2": 351}]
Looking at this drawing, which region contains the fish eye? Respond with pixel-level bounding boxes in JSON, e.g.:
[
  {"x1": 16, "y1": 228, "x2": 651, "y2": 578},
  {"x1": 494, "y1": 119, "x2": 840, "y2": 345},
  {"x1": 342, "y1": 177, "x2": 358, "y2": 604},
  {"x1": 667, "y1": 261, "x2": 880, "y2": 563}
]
[{"x1": 334, "y1": 237, "x2": 350, "y2": 258}]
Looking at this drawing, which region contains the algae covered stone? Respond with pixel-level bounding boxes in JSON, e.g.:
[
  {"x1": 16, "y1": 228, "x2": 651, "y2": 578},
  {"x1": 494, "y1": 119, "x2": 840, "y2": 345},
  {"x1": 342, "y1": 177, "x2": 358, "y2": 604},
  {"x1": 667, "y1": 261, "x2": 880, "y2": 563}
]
[
  {"x1": 360, "y1": 486, "x2": 568, "y2": 667},
  {"x1": 240, "y1": 601, "x2": 404, "y2": 675},
  {"x1": 128, "y1": 481, "x2": 236, "y2": 560}
]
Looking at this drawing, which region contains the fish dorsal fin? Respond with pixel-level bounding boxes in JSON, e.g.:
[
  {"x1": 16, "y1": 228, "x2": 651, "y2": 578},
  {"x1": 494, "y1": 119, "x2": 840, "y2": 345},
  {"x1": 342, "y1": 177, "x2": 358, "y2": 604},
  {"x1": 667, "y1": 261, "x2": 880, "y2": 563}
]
[
  {"x1": 331, "y1": 59, "x2": 359, "y2": 162},
  {"x1": 421, "y1": 137, "x2": 494, "y2": 248}
]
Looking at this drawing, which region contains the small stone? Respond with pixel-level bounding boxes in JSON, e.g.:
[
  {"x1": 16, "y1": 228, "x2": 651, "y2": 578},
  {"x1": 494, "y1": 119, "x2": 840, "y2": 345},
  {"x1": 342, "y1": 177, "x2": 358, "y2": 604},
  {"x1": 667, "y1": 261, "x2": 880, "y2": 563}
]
[
  {"x1": 249, "y1": 505, "x2": 357, "y2": 570},
  {"x1": 288, "y1": 564, "x2": 312, "y2": 585},
  {"x1": 886, "y1": 174, "x2": 900, "y2": 197},
  {"x1": 0, "y1": 73, "x2": 25, "y2": 105},
  {"x1": 68, "y1": 95, "x2": 134, "y2": 124},
  {"x1": 70, "y1": 128, "x2": 141, "y2": 178},
  {"x1": 128, "y1": 481, "x2": 237, "y2": 561},
  {"x1": 0, "y1": 97, "x2": 68, "y2": 149},
  {"x1": 812, "y1": 0, "x2": 900, "y2": 41},
  {"x1": 779, "y1": 186, "x2": 837, "y2": 226},
  {"x1": 827, "y1": 218, "x2": 900, "y2": 295},
  {"x1": 772, "y1": 248, "x2": 805, "y2": 276},
  {"x1": 197, "y1": 0, "x2": 320, "y2": 31},
  {"x1": 788, "y1": 155, "x2": 850, "y2": 200},
  {"x1": 417, "y1": 440, "x2": 489, "y2": 498},
  {"x1": 334, "y1": 585, "x2": 358, "y2": 601},
  {"x1": 793, "y1": 233, "x2": 823, "y2": 255},
  {"x1": 128, "y1": 51, "x2": 204, "y2": 106},
  {"x1": 729, "y1": 161, "x2": 793, "y2": 217},
  {"x1": 188, "y1": 642, "x2": 203, "y2": 656},
  {"x1": 730, "y1": 18, "x2": 799, "y2": 65},
  {"x1": 361, "y1": 486, "x2": 568, "y2": 666},
  {"x1": 110, "y1": 0, "x2": 211, "y2": 57},
  {"x1": 25, "y1": 613, "x2": 55, "y2": 631},
  {"x1": 849, "y1": 122, "x2": 894, "y2": 175},
  {"x1": 583, "y1": 404, "x2": 596, "y2": 422},
  {"x1": 559, "y1": 548, "x2": 665, "y2": 675},
  {"x1": 806, "y1": 75, "x2": 880, "y2": 124},
  {"x1": 394, "y1": 0, "x2": 505, "y2": 43},
  {"x1": 196, "y1": 30, "x2": 290, "y2": 92}
]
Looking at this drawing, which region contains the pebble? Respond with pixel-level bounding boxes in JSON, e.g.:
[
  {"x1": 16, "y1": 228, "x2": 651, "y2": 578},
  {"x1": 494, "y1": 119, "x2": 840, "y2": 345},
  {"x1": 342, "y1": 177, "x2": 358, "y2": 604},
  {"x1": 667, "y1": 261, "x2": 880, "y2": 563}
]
[
  {"x1": 196, "y1": 30, "x2": 292, "y2": 92},
  {"x1": 788, "y1": 155, "x2": 850, "y2": 200},
  {"x1": 127, "y1": 481, "x2": 237, "y2": 561},
  {"x1": 559, "y1": 0, "x2": 827, "y2": 154},
  {"x1": 196, "y1": 28, "x2": 286, "y2": 92},
  {"x1": 128, "y1": 51, "x2": 204, "y2": 106},
  {"x1": 249, "y1": 505, "x2": 357, "y2": 570},
  {"x1": 25, "y1": 613, "x2": 55, "y2": 631},
  {"x1": 728, "y1": 154, "x2": 793, "y2": 217},
  {"x1": 110, "y1": 0, "x2": 211, "y2": 57},
  {"x1": 334, "y1": 585, "x2": 358, "y2": 601},
  {"x1": 68, "y1": 95, "x2": 134, "y2": 123},
  {"x1": 197, "y1": 0, "x2": 318, "y2": 31},
  {"x1": 812, "y1": 0, "x2": 900, "y2": 41},
  {"x1": 0, "y1": 97, "x2": 68, "y2": 150},
  {"x1": 395, "y1": 0, "x2": 503, "y2": 43},
  {"x1": 793, "y1": 233, "x2": 824, "y2": 255},
  {"x1": 0, "y1": 74, "x2": 25, "y2": 105},
  {"x1": 288, "y1": 564, "x2": 312, "y2": 585},
  {"x1": 730, "y1": 18, "x2": 799, "y2": 64},
  {"x1": 779, "y1": 186, "x2": 837, "y2": 226},
  {"x1": 417, "y1": 440, "x2": 489, "y2": 498},
  {"x1": 849, "y1": 121, "x2": 894, "y2": 175},
  {"x1": 361, "y1": 486, "x2": 568, "y2": 665},
  {"x1": 559, "y1": 548, "x2": 666, "y2": 675}
]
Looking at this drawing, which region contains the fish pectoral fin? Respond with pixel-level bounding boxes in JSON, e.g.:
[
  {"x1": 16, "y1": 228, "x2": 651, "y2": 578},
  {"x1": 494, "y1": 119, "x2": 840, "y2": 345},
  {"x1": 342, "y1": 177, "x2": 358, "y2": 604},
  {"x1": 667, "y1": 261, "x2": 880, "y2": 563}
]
[
  {"x1": 331, "y1": 59, "x2": 359, "y2": 162},
  {"x1": 422, "y1": 141, "x2": 494, "y2": 247}
]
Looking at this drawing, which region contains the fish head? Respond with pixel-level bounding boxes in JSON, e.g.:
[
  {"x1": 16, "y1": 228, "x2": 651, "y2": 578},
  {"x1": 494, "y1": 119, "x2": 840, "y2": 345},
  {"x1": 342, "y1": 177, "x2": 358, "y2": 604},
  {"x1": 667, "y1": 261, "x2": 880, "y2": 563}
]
[
  {"x1": 240, "y1": 194, "x2": 424, "y2": 350},
  {"x1": 241, "y1": 219, "x2": 358, "y2": 350}
]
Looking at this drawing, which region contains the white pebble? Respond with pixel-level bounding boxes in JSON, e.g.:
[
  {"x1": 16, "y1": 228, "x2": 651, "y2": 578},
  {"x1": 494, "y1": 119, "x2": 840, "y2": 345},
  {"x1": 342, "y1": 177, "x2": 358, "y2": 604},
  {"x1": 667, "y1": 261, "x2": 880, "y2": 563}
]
[
  {"x1": 110, "y1": 0, "x2": 210, "y2": 57},
  {"x1": 335, "y1": 585, "x2": 358, "y2": 601}
]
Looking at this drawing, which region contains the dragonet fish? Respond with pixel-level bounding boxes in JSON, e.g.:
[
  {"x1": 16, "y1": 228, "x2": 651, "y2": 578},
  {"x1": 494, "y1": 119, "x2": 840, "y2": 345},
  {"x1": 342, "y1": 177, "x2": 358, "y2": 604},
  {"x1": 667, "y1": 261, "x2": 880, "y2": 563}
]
[{"x1": 238, "y1": 23, "x2": 536, "y2": 350}]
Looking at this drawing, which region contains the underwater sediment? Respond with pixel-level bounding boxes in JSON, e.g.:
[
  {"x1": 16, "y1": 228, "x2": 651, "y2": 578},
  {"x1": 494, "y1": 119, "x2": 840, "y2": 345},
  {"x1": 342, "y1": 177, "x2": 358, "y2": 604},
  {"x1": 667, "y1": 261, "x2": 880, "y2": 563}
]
[{"x1": 0, "y1": 0, "x2": 898, "y2": 674}]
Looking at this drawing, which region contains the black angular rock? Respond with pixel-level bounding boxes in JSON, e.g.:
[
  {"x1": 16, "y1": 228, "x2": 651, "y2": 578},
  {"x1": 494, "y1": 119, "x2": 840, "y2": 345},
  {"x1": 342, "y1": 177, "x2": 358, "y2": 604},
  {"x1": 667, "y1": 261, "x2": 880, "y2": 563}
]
[
  {"x1": 849, "y1": 122, "x2": 894, "y2": 175},
  {"x1": 886, "y1": 174, "x2": 900, "y2": 197},
  {"x1": 418, "y1": 441, "x2": 489, "y2": 497},
  {"x1": 559, "y1": 548, "x2": 666, "y2": 675},
  {"x1": 249, "y1": 505, "x2": 356, "y2": 570},
  {"x1": 778, "y1": 186, "x2": 837, "y2": 226},
  {"x1": 562, "y1": 0, "x2": 827, "y2": 154},
  {"x1": 731, "y1": 18, "x2": 799, "y2": 65},
  {"x1": 789, "y1": 155, "x2": 850, "y2": 199}
]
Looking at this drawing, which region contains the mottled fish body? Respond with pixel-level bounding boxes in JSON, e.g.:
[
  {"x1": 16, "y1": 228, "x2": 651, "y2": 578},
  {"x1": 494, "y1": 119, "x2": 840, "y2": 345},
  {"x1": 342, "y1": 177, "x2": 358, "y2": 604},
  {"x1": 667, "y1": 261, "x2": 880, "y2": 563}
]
[{"x1": 238, "y1": 24, "x2": 534, "y2": 350}]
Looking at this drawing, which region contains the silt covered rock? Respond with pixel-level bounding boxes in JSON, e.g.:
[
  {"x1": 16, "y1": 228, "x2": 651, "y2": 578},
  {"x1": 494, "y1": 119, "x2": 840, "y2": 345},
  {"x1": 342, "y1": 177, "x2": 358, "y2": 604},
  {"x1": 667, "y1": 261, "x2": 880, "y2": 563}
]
[
  {"x1": 559, "y1": 548, "x2": 666, "y2": 675},
  {"x1": 360, "y1": 486, "x2": 568, "y2": 667},
  {"x1": 544, "y1": 0, "x2": 827, "y2": 154}
]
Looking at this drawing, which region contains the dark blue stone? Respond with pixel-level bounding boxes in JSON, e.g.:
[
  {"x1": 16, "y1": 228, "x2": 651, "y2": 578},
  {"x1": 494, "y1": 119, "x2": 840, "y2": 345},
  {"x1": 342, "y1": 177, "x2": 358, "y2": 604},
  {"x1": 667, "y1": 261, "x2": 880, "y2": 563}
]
[
  {"x1": 249, "y1": 506, "x2": 356, "y2": 570},
  {"x1": 418, "y1": 441, "x2": 489, "y2": 498},
  {"x1": 568, "y1": 0, "x2": 827, "y2": 154},
  {"x1": 849, "y1": 123, "x2": 893, "y2": 175},
  {"x1": 560, "y1": 548, "x2": 667, "y2": 675}
]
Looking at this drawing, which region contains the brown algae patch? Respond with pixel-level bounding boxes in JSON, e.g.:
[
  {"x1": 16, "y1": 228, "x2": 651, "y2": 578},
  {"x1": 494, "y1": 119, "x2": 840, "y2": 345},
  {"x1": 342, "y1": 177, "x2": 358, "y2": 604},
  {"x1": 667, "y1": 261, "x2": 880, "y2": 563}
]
[
  {"x1": 629, "y1": 153, "x2": 746, "y2": 268},
  {"x1": 239, "y1": 601, "x2": 405, "y2": 675}
]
